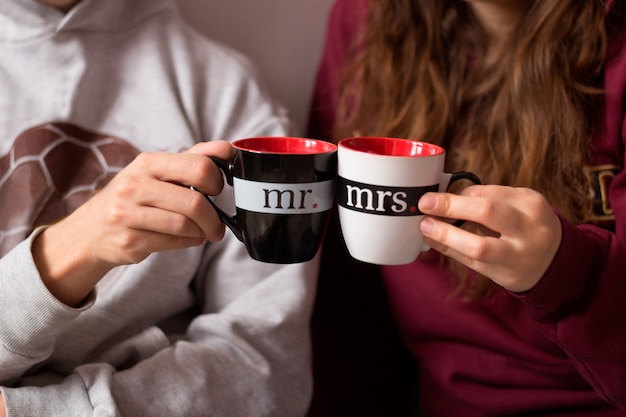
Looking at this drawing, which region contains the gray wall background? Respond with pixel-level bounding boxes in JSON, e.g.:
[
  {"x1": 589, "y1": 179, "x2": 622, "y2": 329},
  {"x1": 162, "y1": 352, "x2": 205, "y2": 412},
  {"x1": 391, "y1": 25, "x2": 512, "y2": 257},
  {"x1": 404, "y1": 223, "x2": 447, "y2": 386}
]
[{"x1": 178, "y1": 0, "x2": 336, "y2": 134}]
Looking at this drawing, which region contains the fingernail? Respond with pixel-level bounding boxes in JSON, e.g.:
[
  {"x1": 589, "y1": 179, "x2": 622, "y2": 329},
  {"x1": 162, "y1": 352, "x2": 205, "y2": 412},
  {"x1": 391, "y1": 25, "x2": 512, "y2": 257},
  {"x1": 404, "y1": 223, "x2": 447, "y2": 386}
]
[
  {"x1": 419, "y1": 194, "x2": 436, "y2": 211},
  {"x1": 420, "y1": 218, "x2": 434, "y2": 235}
]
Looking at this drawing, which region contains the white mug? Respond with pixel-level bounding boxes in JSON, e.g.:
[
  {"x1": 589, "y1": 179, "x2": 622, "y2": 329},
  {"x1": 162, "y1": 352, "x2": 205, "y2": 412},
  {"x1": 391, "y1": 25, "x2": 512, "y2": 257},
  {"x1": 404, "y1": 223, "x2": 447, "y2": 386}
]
[{"x1": 337, "y1": 137, "x2": 481, "y2": 265}]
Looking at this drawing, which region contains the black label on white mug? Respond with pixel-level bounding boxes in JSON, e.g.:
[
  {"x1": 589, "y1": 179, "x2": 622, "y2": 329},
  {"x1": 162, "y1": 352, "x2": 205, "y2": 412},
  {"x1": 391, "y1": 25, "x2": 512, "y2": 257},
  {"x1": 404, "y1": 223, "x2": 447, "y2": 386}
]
[{"x1": 337, "y1": 177, "x2": 437, "y2": 216}]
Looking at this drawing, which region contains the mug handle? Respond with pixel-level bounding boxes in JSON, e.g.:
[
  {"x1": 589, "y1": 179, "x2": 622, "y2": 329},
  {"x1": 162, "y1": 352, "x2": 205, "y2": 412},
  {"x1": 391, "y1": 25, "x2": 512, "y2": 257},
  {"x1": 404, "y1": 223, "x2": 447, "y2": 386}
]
[
  {"x1": 439, "y1": 171, "x2": 482, "y2": 227},
  {"x1": 191, "y1": 156, "x2": 244, "y2": 242}
]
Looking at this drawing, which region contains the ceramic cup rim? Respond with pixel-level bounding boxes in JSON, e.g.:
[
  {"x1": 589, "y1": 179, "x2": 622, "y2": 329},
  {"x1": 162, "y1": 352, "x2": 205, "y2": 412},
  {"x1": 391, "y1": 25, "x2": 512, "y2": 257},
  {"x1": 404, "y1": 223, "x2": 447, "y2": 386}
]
[
  {"x1": 338, "y1": 136, "x2": 444, "y2": 157},
  {"x1": 232, "y1": 136, "x2": 337, "y2": 155}
]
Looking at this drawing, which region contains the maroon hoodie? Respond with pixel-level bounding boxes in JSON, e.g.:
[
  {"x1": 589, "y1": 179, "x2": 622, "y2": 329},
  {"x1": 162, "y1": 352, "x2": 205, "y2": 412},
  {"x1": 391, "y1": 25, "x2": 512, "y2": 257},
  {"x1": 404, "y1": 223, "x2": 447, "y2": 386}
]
[{"x1": 308, "y1": 0, "x2": 626, "y2": 415}]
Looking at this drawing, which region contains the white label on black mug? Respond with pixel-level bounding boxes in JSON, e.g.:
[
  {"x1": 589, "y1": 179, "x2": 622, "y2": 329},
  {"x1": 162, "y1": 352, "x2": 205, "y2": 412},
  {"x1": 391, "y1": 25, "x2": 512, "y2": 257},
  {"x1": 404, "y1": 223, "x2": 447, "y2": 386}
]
[{"x1": 233, "y1": 178, "x2": 334, "y2": 214}]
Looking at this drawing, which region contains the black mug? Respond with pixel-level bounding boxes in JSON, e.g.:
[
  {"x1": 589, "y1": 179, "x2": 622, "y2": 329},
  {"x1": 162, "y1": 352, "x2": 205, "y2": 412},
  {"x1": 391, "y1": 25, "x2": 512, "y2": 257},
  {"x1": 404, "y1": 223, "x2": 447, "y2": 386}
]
[{"x1": 206, "y1": 137, "x2": 337, "y2": 264}]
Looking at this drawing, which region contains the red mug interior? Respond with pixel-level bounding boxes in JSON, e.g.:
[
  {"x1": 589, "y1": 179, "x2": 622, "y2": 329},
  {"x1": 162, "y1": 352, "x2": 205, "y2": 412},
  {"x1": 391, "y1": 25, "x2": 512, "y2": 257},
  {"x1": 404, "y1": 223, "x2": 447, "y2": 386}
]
[
  {"x1": 339, "y1": 137, "x2": 444, "y2": 157},
  {"x1": 233, "y1": 137, "x2": 337, "y2": 154}
]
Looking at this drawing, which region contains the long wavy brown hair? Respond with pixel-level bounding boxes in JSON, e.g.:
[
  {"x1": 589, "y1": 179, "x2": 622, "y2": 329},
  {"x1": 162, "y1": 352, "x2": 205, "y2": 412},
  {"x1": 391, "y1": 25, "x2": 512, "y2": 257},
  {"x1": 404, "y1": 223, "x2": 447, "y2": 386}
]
[{"x1": 333, "y1": 0, "x2": 621, "y2": 297}]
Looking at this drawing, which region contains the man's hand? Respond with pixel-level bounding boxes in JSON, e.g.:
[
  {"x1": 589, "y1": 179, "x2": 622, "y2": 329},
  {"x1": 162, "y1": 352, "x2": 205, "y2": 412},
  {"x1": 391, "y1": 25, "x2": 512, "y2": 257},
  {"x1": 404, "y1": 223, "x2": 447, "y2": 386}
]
[{"x1": 32, "y1": 141, "x2": 233, "y2": 306}]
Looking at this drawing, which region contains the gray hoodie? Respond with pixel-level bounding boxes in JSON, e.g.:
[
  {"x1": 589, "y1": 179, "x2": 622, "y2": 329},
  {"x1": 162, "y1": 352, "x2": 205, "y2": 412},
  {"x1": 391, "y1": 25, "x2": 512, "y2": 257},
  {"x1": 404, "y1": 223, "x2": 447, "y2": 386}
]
[{"x1": 0, "y1": 0, "x2": 317, "y2": 415}]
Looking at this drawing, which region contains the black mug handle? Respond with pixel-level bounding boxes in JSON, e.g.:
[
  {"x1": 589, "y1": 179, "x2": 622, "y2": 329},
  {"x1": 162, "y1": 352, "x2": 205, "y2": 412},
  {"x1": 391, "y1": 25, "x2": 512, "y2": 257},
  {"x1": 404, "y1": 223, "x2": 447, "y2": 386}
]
[
  {"x1": 441, "y1": 171, "x2": 482, "y2": 227},
  {"x1": 191, "y1": 156, "x2": 244, "y2": 242}
]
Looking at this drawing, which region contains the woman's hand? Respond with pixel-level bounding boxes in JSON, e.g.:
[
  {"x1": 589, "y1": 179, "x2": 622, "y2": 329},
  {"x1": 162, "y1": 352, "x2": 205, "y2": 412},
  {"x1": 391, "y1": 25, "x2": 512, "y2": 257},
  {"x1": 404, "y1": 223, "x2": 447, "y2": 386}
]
[
  {"x1": 418, "y1": 185, "x2": 562, "y2": 292},
  {"x1": 32, "y1": 140, "x2": 233, "y2": 306}
]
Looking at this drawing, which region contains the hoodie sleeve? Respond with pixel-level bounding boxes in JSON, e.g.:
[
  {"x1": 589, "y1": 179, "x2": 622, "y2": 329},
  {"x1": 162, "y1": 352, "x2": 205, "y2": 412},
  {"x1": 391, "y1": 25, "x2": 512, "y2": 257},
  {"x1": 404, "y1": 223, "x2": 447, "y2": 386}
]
[
  {"x1": 516, "y1": 213, "x2": 626, "y2": 408},
  {"x1": 0, "y1": 228, "x2": 95, "y2": 385},
  {"x1": 515, "y1": 35, "x2": 626, "y2": 408},
  {"x1": 0, "y1": 229, "x2": 318, "y2": 417}
]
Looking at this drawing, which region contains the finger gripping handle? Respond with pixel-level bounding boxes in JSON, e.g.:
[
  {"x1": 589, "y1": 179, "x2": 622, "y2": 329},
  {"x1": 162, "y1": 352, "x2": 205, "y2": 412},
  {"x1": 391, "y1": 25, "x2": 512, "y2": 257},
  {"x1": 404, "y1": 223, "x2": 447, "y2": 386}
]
[
  {"x1": 447, "y1": 171, "x2": 481, "y2": 227},
  {"x1": 210, "y1": 156, "x2": 234, "y2": 187},
  {"x1": 195, "y1": 156, "x2": 243, "y2": 242}
]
